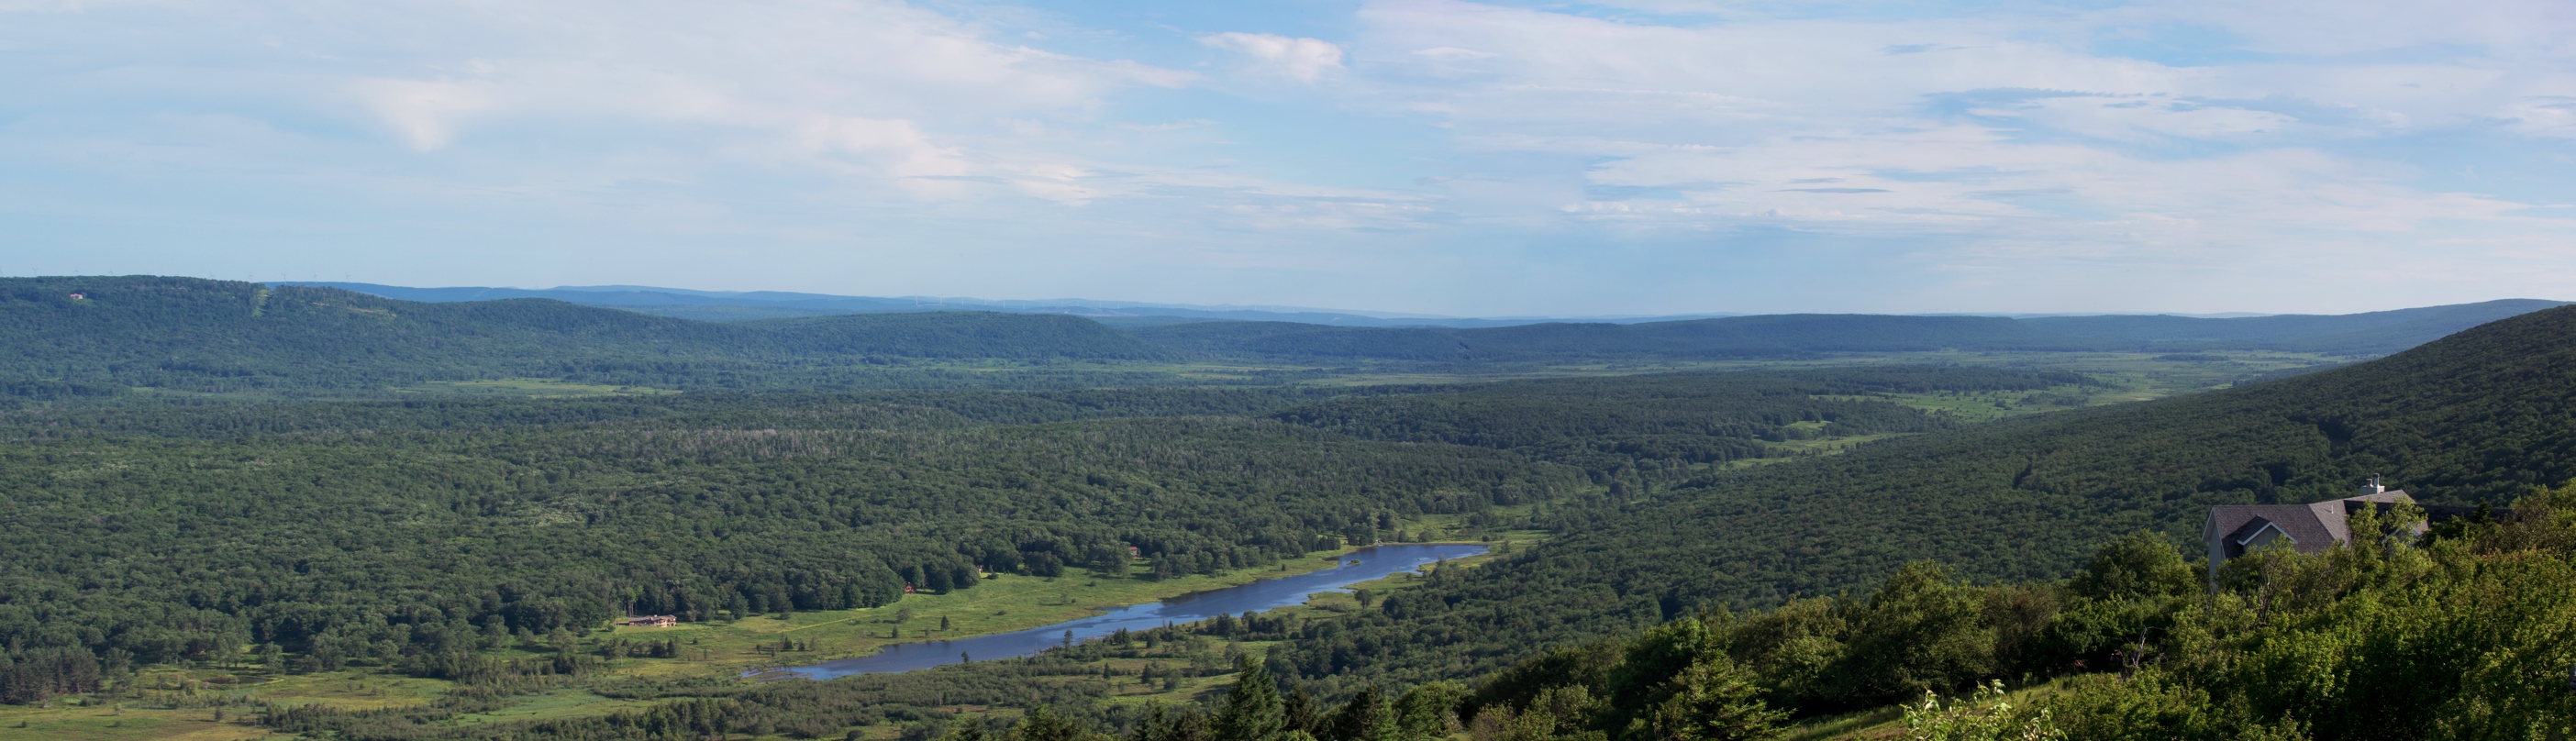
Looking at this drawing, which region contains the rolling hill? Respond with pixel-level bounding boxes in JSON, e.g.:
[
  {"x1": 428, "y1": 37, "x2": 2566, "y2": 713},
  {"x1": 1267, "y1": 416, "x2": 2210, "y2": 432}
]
[
  {"x1": 2024, "y1": 298, "x2": 2570, "y2": 354},
  {"x1": 1, "y1": 276, "x2": 1174, "y2": 395},
  {"x1": 1127, "y1": 300, "x2": 2563, "y2": 363},
  {"x1": 289, "y1": 281, "x2": 1572, "y2": 327},
  {"x1": 1263, "y1": 301, "x2": 2576, "y2": 693}
]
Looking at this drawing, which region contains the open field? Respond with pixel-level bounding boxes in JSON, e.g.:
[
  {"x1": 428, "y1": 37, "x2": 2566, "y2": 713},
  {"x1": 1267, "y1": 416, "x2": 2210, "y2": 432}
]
[{"x1": 0, "y1": 700, "x2": 270, "y2": 741}]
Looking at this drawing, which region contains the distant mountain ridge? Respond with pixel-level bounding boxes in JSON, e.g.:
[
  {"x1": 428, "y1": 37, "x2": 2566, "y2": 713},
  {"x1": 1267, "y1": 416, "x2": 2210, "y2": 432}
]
[
  {"x1": 288, "y1": 282, "x2": 2562, "y2": 356},
  {"x1": 6, "y1": 276, "x2": 2563, "y2": 397},
  {"x1": 2, "y1": 276, "x2": 1173, "y2": 394},
  {"x1": 1131, "y1": 300, "x2": 2568, "y2": 362},
  {"x1": 288, "y1": 282, "x2": 1649, "y2": 327}
]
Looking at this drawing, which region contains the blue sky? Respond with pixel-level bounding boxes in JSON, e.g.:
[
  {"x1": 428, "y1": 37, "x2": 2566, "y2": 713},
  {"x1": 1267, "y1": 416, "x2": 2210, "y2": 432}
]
[{"x1": 5, "y1": 0, "x2": 2573, "y2": 315}]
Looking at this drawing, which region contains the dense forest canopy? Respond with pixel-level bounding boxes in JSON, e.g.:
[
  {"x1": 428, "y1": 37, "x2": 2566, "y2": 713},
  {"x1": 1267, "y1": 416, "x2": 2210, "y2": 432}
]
[
  {"x1": 1256, "y1": 304, "x2": 2576, "y2": 701},
  {"x1": 1265, "y1": 368, "x2": 2089, "y2": 484},
  {"x1": 0, "y1": 406, "x2": 1565, "y2": 669},
  {"x1": 0, "y1": 367, "x2": 2060, "y2": 691}
]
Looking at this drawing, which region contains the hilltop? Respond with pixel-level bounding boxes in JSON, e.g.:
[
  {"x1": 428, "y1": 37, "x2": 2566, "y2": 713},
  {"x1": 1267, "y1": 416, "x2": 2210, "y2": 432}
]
[
  {"x1": 290, "y1": 281, "x2": 1545, "y2": 327},
  {"x1": 0, "y1": 276, "x2": 1173, "y2": 395}
]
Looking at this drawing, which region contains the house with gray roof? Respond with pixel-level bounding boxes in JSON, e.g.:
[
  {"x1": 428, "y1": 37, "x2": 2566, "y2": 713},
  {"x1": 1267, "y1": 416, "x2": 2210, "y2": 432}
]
[
  {"x1": 2202, "y1": 477, "x2": 2416, "y2": 582},
  {"x1": 2203, "y1": 477, "x2": 2513, "y2": 583}
]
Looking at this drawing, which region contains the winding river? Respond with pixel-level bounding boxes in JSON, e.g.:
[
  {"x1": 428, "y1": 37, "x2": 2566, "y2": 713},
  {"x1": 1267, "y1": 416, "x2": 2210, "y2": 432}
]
[{"x1": 761, "y1": 543, "x2": 1488, "y2": 680}]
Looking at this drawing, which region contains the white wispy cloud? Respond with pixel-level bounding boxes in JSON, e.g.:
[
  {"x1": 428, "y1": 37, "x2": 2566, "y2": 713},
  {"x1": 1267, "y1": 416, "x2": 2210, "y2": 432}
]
[
  {"x1": 9, "y1": 0, "x2": 1208, "y2": 198},
  {"x1": 1197, "y1": 32, "x2": 1347, "y2": 83},
  {"x1": 1327, "y1": 0, "x2": 2576, "y2": 308}
]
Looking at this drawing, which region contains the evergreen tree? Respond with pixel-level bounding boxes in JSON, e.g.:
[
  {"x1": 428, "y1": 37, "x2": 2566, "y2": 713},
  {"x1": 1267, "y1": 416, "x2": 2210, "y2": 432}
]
[
  {"x1": 1285, "y1": 687, "x2": 1324, "y2": 739},
  {"x1": 1213, "y1": 657, "x2": 1286, "y2": 741},
  {"x1": 1130, "y1": 704, "x2": 1175, "y2": 741},
  {"x1": 1007, "y1": 706, "x2": 1107, "y2": 741},
  {"x1": 1327, "y1": 684, "x2": 1400, "y2": 741}
]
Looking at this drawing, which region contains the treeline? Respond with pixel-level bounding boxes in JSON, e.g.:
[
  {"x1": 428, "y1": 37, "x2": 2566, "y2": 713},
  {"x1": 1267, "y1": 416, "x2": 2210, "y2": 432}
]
[{"x1": 0, "y1": 647, "x2": 105, "y2": 704}]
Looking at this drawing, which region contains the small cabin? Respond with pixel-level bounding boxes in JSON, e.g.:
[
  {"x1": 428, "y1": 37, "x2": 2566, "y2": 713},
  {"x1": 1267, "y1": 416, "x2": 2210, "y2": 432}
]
[
  {"x1": 626, "y1": 615, "x2": 678, "y2": 627},
  {"x1": 67, "y1": 293, "x2": 84, "y2": 301}
]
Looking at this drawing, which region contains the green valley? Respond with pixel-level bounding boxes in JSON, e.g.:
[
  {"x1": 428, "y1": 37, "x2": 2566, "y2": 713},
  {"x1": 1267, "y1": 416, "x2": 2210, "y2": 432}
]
[{"x1": 3, "y1": 277, "x2": 2574, "y2": 741}]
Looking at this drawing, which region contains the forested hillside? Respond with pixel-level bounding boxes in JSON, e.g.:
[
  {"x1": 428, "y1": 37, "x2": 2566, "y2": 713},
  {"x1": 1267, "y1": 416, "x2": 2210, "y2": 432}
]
[
  {"x1": 0, "y1": 367, "x2": 2066, "y2": 703},
  {"x1": 1268, "y1": 368, "x2": 2089, "y2": 485},
  {"x1": 1261, "y1": 304, "x2": 2576, "y2": 697},
  {"x1": 1, "y1": 276, "x2": 1174, "y2": 395},
  {"x1": 2026, "y1": 298, "x2": 2565, "y2": 355},
  {"x1": 0, "y1": 401, "x2": 1579, "y2": 674}
]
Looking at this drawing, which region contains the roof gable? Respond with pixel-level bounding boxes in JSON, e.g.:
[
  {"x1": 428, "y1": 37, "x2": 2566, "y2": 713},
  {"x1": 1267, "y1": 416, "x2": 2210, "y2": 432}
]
[{"x1": 2204, "y1": 490, "x2": 2417, "y2": 557}]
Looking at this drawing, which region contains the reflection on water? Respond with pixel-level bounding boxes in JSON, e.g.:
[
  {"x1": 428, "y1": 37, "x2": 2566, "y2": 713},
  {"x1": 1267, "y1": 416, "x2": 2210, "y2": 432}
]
[{"x1": 759, "y1": 544, "x2": 1488, "y2": 680}]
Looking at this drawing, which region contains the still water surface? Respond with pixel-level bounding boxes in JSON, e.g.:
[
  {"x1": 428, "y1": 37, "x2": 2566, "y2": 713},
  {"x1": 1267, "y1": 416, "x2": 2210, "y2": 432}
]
[{"x1": 761, "y1": 544, "x2": 1488, "y2": 680}]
